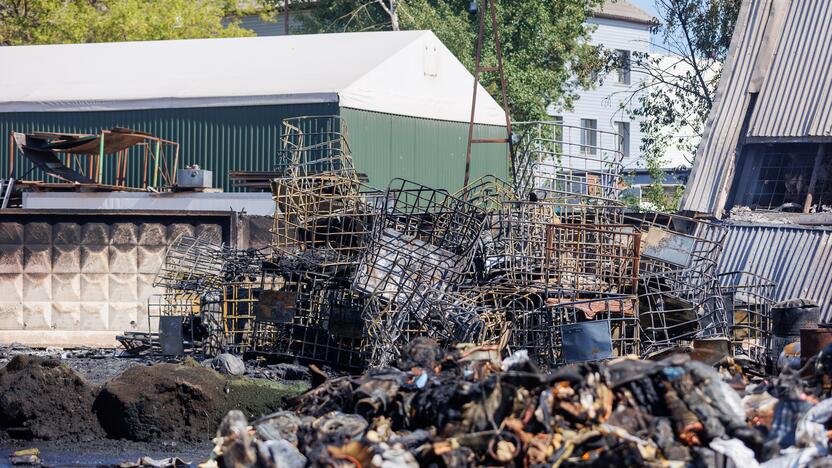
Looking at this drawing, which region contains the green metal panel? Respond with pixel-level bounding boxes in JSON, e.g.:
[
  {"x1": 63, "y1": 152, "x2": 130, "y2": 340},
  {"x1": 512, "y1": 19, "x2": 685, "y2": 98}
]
[
  {"x1": 0, "y1": 103, "x2": 337, "y2": 191},
  {"x1": 341, "y1": 107, "x2": 509, "y2": 192}
]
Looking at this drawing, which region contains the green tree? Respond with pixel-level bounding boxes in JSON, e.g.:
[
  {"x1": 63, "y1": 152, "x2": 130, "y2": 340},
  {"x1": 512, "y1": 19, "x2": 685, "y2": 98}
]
[
  {"x1": 303, "y1": 0, "x2": 605, "y2": 121},
  {"x1": 0, "y1": 0, "x2": 253, "y2": 46},
  {"x1": 628, "y1": 0, "x2": 740, "y2": 211}
]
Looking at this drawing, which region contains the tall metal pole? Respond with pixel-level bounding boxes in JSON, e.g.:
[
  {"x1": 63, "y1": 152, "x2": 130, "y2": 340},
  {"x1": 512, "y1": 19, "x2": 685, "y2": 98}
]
[
  {"x1": 463, "y1": 0, "x2": 512, "y2": 192},
  {"x1": 284, "y1": 0, "x2": 290, "y2": 35}
]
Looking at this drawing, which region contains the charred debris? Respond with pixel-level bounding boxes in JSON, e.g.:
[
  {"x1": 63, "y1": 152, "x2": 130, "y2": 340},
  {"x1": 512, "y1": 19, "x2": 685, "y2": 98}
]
[{"x1": 114, "y1": 116, "x2": 784, "y2": 378}]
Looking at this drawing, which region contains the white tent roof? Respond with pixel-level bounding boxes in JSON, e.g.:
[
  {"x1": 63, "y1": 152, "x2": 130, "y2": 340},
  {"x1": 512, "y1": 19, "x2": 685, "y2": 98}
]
[{"x1": 0, "y1": 31, "x2": 507, "y2": 125}]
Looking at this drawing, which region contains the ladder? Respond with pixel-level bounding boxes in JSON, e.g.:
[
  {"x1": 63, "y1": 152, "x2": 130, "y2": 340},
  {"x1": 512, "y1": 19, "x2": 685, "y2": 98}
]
[
  {"x1": 0, "y1": 178, "x2": 14, "y2": 209},
  {"x1": 463, "y1": 0, "x2": 513, "y2": 190}
]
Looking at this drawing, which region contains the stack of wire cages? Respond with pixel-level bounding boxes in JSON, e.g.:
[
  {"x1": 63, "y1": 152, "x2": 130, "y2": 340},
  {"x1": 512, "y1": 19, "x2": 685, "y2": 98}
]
[
  {"x1": 251, "y1": 272, "x2": 367, "y2": 370},
  {"x1": 628, "y1": 212, "x2": 729, "y2": 356},
  {"x1": 271, "y1": 115, "x2": 384, "y2": 275},
  {"x1": 148, "y1": 235, "x2": 228, "y2": 352},
  {"x1": 482, "y1": 202, "x2": 630, "y2": 287},
  {"x1": 271, "y1": 174, "x2": 382, "y2": 274},
  {"x1": 512, "y1": 121, "x2": 626, "y2": 204},
  {"x1": 718, "y1": 271, "x2": 775, "y2": 374},
  {"x1": 352, "y1": 178, "x2": 487, "y2": 366}
]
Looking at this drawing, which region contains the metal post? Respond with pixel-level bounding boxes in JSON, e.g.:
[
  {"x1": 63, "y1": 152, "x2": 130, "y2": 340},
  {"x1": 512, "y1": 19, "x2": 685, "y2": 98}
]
[
  {"x1": 172, "y1": 143, "x2": 180, "y2": 186},
  {"x1": 464, "y1": 0, "x2": 487, "y2": 191},
  {"x1": 98, "y1": 131, "x2": 105, "y2": 183},
  {"x1": 143, "y1": 144, "x2": 149, "y2": 188},
  {"x1": 284, "y1": 0, "x2": 290, "y2": 35},
  {"x1": 153, "y1": 139, "x2": 161, "y2": 188},
  {"x1": 804, "y1": 144, "x2": 825, "y2": 213},
  {"x1": 8, "y1": 132, "x2": 14, "y2": 179}
]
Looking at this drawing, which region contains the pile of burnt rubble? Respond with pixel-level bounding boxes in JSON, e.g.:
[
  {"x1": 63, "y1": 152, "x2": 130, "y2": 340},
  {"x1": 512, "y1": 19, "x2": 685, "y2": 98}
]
[{"x1": 204, "y1": 338, "x2": 832, "y2": 468}]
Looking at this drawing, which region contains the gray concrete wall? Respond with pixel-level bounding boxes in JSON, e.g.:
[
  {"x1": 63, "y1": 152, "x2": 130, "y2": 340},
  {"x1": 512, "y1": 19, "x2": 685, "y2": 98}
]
[{"x1": 0, "y1": 219, "x2": 224, "y2": 347}]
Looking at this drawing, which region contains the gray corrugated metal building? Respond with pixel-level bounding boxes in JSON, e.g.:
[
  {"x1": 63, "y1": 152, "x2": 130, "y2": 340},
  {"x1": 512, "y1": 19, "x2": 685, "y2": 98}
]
[
  {"x1": 682, "y1": 0, "x2": 832, "y2": 320},
  {"x1": 0, "y1": 31, "x2": 509, "y2": 193},
  {"x1": 681, "y1": 0, "x2": 832, "y2": 217},
  {"x1": 718, "y1": 223, "x2": 832, "y2": 319}
]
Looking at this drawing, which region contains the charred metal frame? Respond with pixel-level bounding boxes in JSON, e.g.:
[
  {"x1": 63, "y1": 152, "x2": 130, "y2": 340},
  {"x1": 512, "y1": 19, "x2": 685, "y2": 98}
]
[
  {"x1": 627, "y1": 212, "x2": 729, "y2": 355},
  {"x1": 718, "y1": 270, "x2": 775, "y2": 372}
]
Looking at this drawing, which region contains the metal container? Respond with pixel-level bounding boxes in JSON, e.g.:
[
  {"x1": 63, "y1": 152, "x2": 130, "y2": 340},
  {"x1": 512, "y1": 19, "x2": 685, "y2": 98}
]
[
  {"x1": 159, "y1": 315, "x2": 185, "y2": 356},
  {"x1": 801, "y1": 328, "x2": 832, "y2": 364},
  {"x1": 177, "y1": 168, "x2": 213, "y2": 188},
  {"x1": 772, "y1": 298, "x2": 819, "y2": 337}
]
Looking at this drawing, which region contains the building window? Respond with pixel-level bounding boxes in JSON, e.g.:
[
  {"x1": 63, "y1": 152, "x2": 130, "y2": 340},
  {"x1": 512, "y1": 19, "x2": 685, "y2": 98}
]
[
  {"x1": 580, "y1": 119, "x2": 597, "y2": 155},
  {"x1": 615, "y1": 49, "x2": 631, "y2": 85},
  {"x1": 615, "y1": 121, "x2": 630, "y2": 159},
  {"x1": 738, "y1": 144, "x2": 831, "y2": 212}
]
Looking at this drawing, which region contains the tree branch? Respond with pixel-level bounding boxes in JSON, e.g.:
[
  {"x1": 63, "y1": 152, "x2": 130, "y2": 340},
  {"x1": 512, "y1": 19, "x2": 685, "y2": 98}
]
[{"x1": 675, "y1": 5, "x2": 713, "y2": 107}]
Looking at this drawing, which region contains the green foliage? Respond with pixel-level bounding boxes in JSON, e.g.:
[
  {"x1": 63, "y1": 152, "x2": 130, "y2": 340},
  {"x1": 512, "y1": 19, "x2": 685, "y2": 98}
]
[
  {"x1": 630, "y1": 0, "x2": 740, "y2": 211},
  {"x1": 304, "y1": 0, "x2": 605, "y2": 121},
  {"x1": 0, "y1": 0, "x2": 254, "y2": 46}
]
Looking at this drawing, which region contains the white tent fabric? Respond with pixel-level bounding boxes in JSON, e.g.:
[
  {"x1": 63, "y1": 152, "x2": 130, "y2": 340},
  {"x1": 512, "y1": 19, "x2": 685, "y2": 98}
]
[{"x1": 0, "y1": 31, "x2": 506, "y2": 125}]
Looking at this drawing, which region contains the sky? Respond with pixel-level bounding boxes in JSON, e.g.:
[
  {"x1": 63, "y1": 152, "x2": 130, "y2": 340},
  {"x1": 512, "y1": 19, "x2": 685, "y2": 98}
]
[{"x1": 629, "y1": 0, "x2": 660, "y2": 19}]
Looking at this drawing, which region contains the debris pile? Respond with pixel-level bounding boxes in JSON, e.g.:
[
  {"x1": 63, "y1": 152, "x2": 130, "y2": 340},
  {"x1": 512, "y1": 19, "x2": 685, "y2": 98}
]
[
  {"x1": 124, "y1": 117, "x2": 777, "y2": 375},
  {"x1": 0, "y1": 355, "x2": 104, "y2": 441},
  {"x1": 206, "y1": 339, "x2": 832, "y2": 467}
]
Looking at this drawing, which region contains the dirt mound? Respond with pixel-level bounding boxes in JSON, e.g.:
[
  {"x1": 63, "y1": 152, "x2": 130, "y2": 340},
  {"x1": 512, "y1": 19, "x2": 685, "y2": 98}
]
[
  {"x1": 94, "y1": 363, "x2": 226, "y2": 442},
  {"x1": 0, "y1": 355, "x2": 104, "y2": 441}
]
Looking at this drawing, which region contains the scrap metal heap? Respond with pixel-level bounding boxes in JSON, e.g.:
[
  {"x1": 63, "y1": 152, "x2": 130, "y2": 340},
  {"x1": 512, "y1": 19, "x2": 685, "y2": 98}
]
[{"x1": 137, "y1": 117, "x2": 776, "y2": 374}]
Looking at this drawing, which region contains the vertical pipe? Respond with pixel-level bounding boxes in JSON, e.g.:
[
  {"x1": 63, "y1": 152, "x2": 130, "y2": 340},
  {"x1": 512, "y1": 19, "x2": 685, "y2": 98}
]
[
  {"x1": 98, "y1": 131, "x2": 105, "y2": 183},
  {"x1": 8, "y1": 132, "x2": 15, "y2": 179},
  {"x1": 488, "y1": 0, "x2": 513, "y2": 174},
  {"x1": 143, "y1": 144, "x2": 149, "y2": 189},
  {"x1": 284, "y1": 0, "x2": 290, "y2": 35},
  {"x1": 153, "y1": 139, "x2": 161, "y2": 188}
]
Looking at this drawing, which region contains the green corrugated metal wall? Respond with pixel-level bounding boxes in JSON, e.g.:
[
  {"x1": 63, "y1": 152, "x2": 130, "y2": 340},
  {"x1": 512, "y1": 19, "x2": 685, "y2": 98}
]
[
  {"x1": 0, "y1": 104, "x2": 507, "y2": 192},
  {"x1": 342, "y1": 108, "x2": 508, "y2": 192},
  {"x1": 0, "y1": 103, "x2": 337, "y2": 191}
]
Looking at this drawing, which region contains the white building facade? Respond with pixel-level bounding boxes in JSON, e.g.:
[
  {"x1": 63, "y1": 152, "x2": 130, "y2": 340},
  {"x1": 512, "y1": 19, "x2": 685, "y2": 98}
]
[{"x1": 549, "y1": 0, "x2": 653, "y2": 169}]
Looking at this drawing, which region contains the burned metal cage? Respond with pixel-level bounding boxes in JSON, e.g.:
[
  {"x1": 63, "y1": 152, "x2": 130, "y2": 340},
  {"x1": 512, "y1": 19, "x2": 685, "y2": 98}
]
[
  {"x1": 271, "y1": 175, "x2": 382, "y2": 272},
  {"x1": 153, "y1": 235, "x2": 227, "y2": 294},
  {"x1": 627, "y1": 213, "x2": 729, "y2": 354},
  {"x1": 544, "y1": 224, "x2": 641, "y2": 294},
  {"x1": 718, "y1": 270, "x2": 775, "y2": 372},
  {"x1": 352, "y1": 178, "x2": 487, "y2": 304},
  {"x1": 511, "y1": 291, "x2": 639, "y2": 368},
  {"x1": 482, "y1": 202, "x2": 631, "y2": 288},
  {"x1": 250, "y1": 272, "x2": 367, "y2": 370}
]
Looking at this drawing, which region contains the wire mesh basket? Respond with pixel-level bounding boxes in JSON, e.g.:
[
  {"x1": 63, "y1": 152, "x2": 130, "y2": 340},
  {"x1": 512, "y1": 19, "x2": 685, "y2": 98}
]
[
  {"x1": 277, "y1": 115, "x2": 356, "y2": 179},
  {"x1": 718, "y1": 270, "x2": 775, "y2": 372},
  {"x1": 513, "y1": 121, "x2": 626, "y2": 203},
  {"x1": 153, "y1": 235, "x2": 227, "y2": 293},
  {"x1": 271, "y1": 174, "x2": 382, "y2": 272},
  {"x1": 352, "y1": 179, "x2": 486, "y2": 304},
  {"x1": 251, "y1": 273, "x2": 367, "y2": 370},
  {"x1": 511, "y1": 291, "x2": 638, "y2": 368}
]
